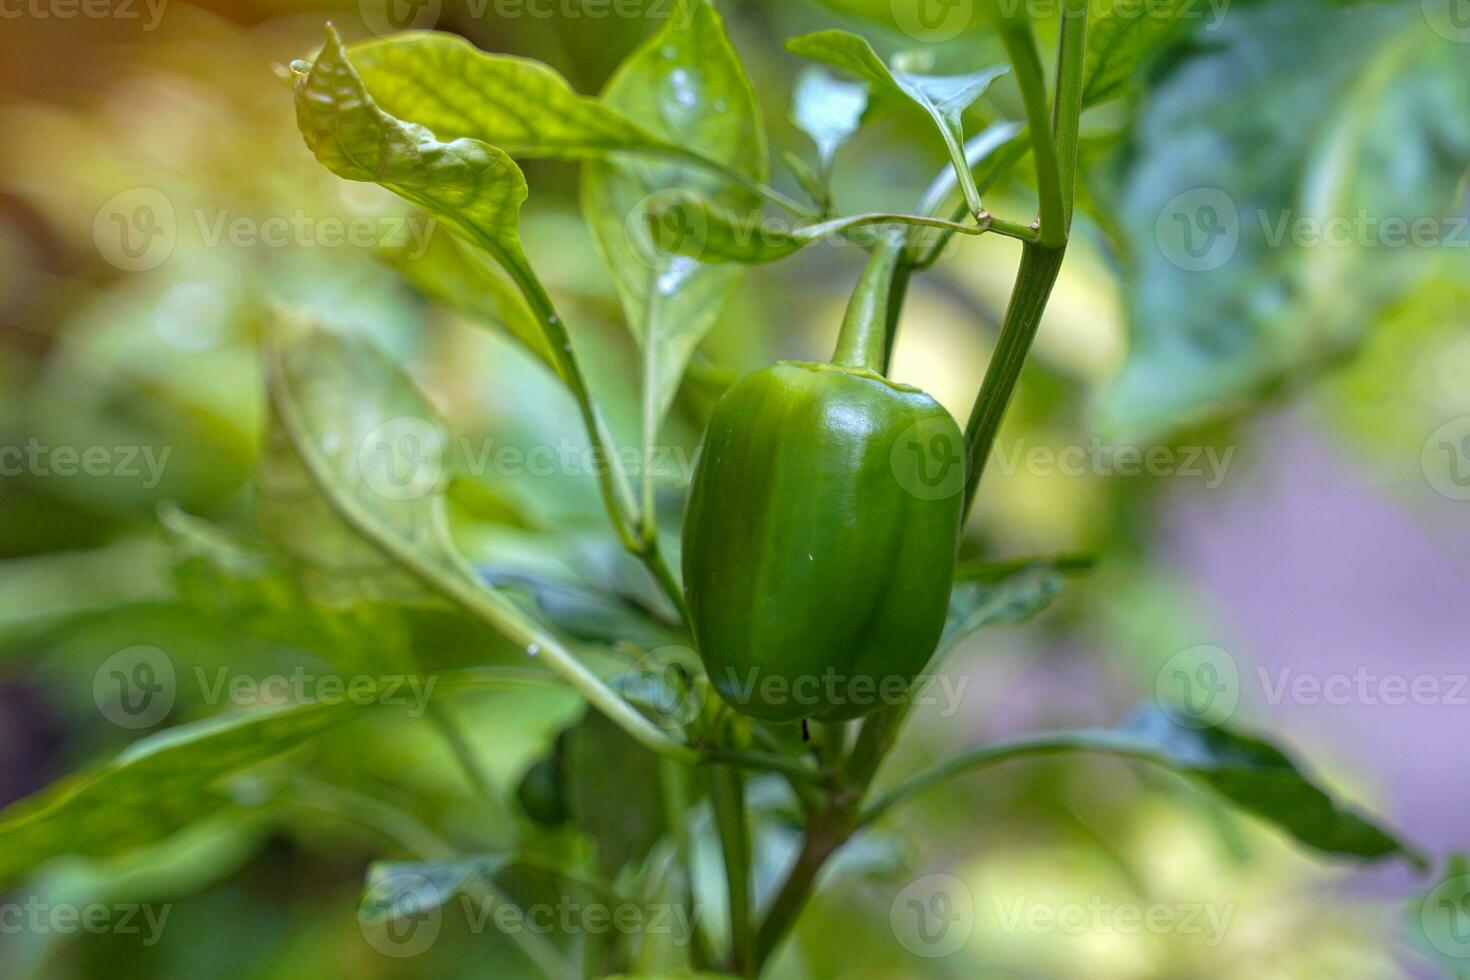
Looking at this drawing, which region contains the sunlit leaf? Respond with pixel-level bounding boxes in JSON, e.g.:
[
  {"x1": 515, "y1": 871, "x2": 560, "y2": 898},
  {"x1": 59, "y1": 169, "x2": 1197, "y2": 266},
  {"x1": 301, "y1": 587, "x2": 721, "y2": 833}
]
[
  {"x1": 644, "y1": 188, "x2": 989, "y2": 265},
  {"x1": 582, "y1": 0, "x2": 766, "y2": 430},
  {"x1": 791, "y1": 67, "x2": 868, "y2": 166},
  {"x1": 328, "y1": 30, "x2": 657, "y2": 158},
  {"x1": 786, "y1": 29, "x2": 1007, "y2": 216}
]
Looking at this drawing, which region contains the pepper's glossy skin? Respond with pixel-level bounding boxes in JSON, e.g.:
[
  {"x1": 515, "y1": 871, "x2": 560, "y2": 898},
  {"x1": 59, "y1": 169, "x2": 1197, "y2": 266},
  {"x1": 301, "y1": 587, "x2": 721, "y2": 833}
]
[{"x1": 682, "y1": 360, "x2": 965, "y2": 722}]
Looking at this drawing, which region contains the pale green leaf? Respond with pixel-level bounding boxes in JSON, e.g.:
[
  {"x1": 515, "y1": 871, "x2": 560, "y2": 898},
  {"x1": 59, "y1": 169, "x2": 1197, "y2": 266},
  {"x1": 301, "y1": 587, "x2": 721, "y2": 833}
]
[
  {"x1": 383, "y1": 232, "x2": 564, "y2": 381},
  {"x1": 361, "y1": 856, "x2": 509, "y2": 924},
  {"x1": 582, "y1": 0, "x2": 766, "y2": 429},
  {"x1": 791, "y1": 66, "x2": 868, "y2": 165},
  {"x1": 786, "y1": 29, "x2": 1007, "y2": 216},
  {"x1": 256, "y1": 306, "x2": 463, "y2": 606}
]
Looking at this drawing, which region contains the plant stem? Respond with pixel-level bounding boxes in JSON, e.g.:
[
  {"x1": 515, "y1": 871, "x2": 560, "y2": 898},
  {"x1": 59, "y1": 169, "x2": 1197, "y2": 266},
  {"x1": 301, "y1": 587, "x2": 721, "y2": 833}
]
[
  {"x1": 961, "y1": 241, "x2": 1065, "y2": 517},
  {"x1": 831, "y1": 233, "x2": 906, "y2": 373},
  {"x1": 494, "y1": 239, "x2": 689, "y2": 621},
  {"x1": 666, "y1": 145, "x2": 821, "y2": 220},
  {"x1": 998, "y1": 16, "x2": 1065, "y2": 248},
  {"x1": 710, "y1": 765, "x2": 755, "y2": 974},
  {"x1": 752, "y1": 803, "x2": 854, "y2": 971},
  {"x1": 913, "y1": 137, "x2": 1033, "y2": 269},
  {"x1": 428, "y1": 702, "x2": 498, "y2": 809},
  {"x1": 854, "y1": 732, "x2": 1184, "y2": 830},
  {"x1": 1052, "y1": 0, "x2": 1089, "y2": 232},
  {"x1": 880, "y1": 257, "x2": 912, "y2": 374}
]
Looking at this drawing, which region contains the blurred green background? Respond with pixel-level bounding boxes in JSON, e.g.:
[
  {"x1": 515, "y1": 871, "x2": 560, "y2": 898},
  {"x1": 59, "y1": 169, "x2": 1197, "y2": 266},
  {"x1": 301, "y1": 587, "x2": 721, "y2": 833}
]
[{"x1": 0, "y1": 0, "x2": 1467, "y2": 976}]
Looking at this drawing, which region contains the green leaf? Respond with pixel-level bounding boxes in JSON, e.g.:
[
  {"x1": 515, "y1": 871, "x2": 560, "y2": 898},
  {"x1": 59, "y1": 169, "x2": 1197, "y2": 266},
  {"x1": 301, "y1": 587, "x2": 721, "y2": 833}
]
[
  {"x1": 563, "y1": 707, "x2": 670, "y2": 876},
  {"x1": 0, "y1": 670, "x2": 546, "y2": 882},
  {"x1": 791, "y1": 66, "x2": 868, "y2": 166},
  {"x1": 582, "y1": 0, "x2": 766, "y2": 430},
  {"x1": 644, "y1": 188, "x2": 988, "y2": 264},
  {"x1": 255, "y1": 306, "x2": 464, "y2": 606},
  {"x1": 0, "y1": 541, "x2": 173, "y2": 645},
  {"x1": 295, "y1": 26, "x2": 548, "y2": 329},
  {"x1": 361, "y1": 856, "x2": 509, "y2": 924},
  {"x1": 1106, "y1": 705, "x2": 1425, "y2": 865},
  {"x1": 479, "y1": 566, "x2": 681, "y2": 649},
  {"x1": 1081, "y1": 0, "x2": 1200, "y2": 107},
  {"x1": 259, "y1": 306, "x2": 686, "y2": 761},
  {"x1": 323, "y1": 30, "x2": 658, "y2": 159},
  {"x1": 160, "y1": 503, "x2": 409, "y2": 673},
  {"x1": 1102, "y1": 0, "x2": 1470, "y2": 437},
  {"x1": 941, "y1": 556, "x2": 1088, "y2": 648},
  {"x1": 868, "y1": 705, "x2": 1424, "y2": 868},
  {"x1": 382, "y1": 232, "x2": 564, "y2": 382},
  {"x1": 786, "y1": 29, "x2": 1007, "y2": 216}
]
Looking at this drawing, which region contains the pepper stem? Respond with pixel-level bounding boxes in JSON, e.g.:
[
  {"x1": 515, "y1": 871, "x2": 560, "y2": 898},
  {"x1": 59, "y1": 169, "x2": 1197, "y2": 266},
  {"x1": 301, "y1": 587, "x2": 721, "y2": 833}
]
[{"x1": 830, "y1": 232, "x2": 906, "y2": 374}]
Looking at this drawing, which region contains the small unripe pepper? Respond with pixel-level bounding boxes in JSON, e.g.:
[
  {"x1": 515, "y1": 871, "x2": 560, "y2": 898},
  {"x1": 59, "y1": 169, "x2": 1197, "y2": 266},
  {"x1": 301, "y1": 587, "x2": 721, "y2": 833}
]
[{"x1": 682, "y1": 237, "x2": 965, "y2": 722}]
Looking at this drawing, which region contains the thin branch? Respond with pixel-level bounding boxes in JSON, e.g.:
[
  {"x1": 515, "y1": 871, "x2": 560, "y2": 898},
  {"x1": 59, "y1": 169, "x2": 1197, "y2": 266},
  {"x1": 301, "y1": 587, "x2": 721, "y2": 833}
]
[{"x1": 997, "y1": 16, "x2": 1065, "y2": 248}]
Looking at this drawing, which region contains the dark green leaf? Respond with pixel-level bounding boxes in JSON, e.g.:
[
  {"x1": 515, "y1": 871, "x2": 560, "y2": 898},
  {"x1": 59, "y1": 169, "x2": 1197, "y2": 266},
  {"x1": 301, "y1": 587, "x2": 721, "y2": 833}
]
[
  {"x1": 563, "y1": 707, "x2": 668, "y2": 876},
  {"x1": 1107, "y1": 705, "x2": 1425, "y2": 866},
  {"x1": 478, "y1": 566, "x2": 681, "y2": 648},
  {"x1": 0, "y1": 677, "x2": 470, "y2": 881},
  {"x1": 1082, "y1": 0, "x2": 1202, "y2": 107},
  {"x1": 1103, "y1": 0, "x2": 1470, "y2": 436}
]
